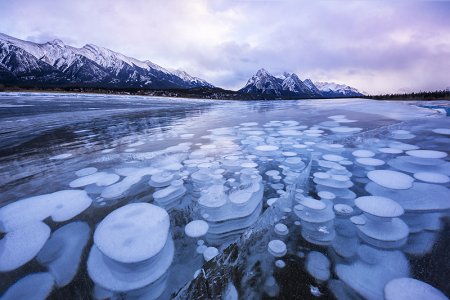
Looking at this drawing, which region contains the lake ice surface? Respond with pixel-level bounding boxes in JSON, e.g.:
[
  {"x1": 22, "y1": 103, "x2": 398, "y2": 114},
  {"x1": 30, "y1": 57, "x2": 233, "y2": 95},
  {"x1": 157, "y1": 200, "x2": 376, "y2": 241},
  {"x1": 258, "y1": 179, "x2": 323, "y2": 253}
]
[{"x1": 0, "y1": 93, "x2": 449, "y2": 299}]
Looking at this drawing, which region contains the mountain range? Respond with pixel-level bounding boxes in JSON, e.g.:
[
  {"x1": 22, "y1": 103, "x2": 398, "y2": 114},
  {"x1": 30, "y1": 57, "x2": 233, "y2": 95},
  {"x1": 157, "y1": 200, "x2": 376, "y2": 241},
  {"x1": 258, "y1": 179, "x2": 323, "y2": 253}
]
[
  {"x1": 239, "y1": 68, "x2": 364, "y2": 98},
  {"x1": 0, "y1": 32, "x2": 365, "y2": 98}
]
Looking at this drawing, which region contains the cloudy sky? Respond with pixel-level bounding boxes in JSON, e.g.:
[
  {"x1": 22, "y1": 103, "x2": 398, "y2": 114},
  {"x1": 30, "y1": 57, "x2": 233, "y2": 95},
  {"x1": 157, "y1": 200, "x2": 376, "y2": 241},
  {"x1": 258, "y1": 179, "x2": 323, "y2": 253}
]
[{"x1": 1, "y1": 0, "x2": 449, "y2": 94}]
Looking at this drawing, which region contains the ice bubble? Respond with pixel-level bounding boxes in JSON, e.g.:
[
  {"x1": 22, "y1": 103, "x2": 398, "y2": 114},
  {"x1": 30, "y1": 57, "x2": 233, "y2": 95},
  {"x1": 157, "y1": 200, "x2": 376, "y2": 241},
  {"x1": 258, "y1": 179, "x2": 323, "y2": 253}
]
[
  {"x1": 367, "y1": 170, "x2": 414, "y2": 190},
  {"x1": 198, "y1": 185, "x2": 228, "y2": 208},
  {"x1": 185, "y1": 220, "x2": 209, "y2": 238},
  {"x1": 203, "y1": 247, "x2": 219, "y2": 261},
  {"x1": 306, "y1": 251, "x2": 330, "y2": 281},
  {"x1": 336, "y1": 245, "x2": 410, "y2": 300},
  {"x1": 333, "y1": 204, "x2": 353, "y2": 216},
  {"x1": 406, "y1": 149, "x2": 447, "y2": 159},
  {"x1": 153, "y1": 179, "x2": 186, "y2": 207},
  {"x1": 391, "y1": 130, "x2": 415, "y2": 139},
  {"x1": 366, "y1": 182, "x2": 450, "y2": 212},
  {"x1": 318, "y1": 191, "x2": 336, "y2": 200},
  {"x1": 75, "y1": 167, "x2": 98, "y2": 177},
  {"x1": 255, "y1": 145, "x2": 279, "y2": 151},
  {"x1": 329, "y1": 126, "x2": 362, "y2": 134},
  {"x1": 352, "y1": 150, "x2": 375, "y2": 158},
  {"x1": 356, "y1": 158, "x2": 385, "y2": 167},
  {"x1": 88, "y1": 237, "x2": 174, "y2": 292},
  {"x1": 180, "y1": 133, "x2": 195, "y2": 139},
  {"x1": 274, "y1": 223, "x2": 289, "y2": 236},
  {"x1": 240, "y1": 122, "x2": 258, "y2": 126},
  {"x1": 94, "y1": 203, "x2": 170, "y2": 263},
  {"x1": 432, "y1": 128, "x2": 450, "y2": 135},
  {"x1": 268, "y1": 240, "x2": 287, "y2": 257},
  {"x1": 0, "y1": 272, "x2": 54, "y2": 300},
  {"x1": 50, "y1": 153, "x2": 72, "y2": 160},
  {"x1": 355, "y1": 196, "x2": 404, "y2": 218},
  {"x1": 378, "y1": 147, "x2": 403, "y2": 154},
  {"x1": 384, "y1": 278, "x2": 448, "y2": 300},
  {"x1": 275, "y1": 260, "x2": 286, "y2": 268},
  {"x1": 350, "y1": 216, "x2": 366, "y2": 225},
  {"x1": 388, "y1": 141, "x2": 419, "y2": 151},
  {"x1": 267, "y1": 198, "x2": 279, "y2": 206},
  {"x1": 149, "y1": 172, "x2": 175, "y2": 187},
  {"x1": 0, "y1": 222, "x2": 50, "y2": 272},
  {"x1": 413, "y1": 172, "x2": 449, "y2": 183},
  {"x1": 69, "y1": 172, "x2": 120, "y2": 188},
  {"x1": 37, "y1": 222, "x2": 90, "y2": 287},
  {"x1": 101, "y1": 176, "x2": 142, "y2": 199},
  {"x1": 241, "y1": 162, "x2": 258, "y2": 168},
  {"x1": 322, "y1": 154, "x2": 345, "y2": 162},
  {"x1": 0, "y1": 190, "x2": 92, "y2": 232},
  {"x1": 196, "y1": 244, "x2": 208, "y2": 254}
]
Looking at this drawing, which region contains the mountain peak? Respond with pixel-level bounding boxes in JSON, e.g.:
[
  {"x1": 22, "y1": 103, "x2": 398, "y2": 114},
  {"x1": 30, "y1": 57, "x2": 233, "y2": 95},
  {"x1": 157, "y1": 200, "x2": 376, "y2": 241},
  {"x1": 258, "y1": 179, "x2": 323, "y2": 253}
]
[
  {"x1": 256, "y1": 68, "x2": 271, "y2": 77},
  {"x1": 48, "y1": 39, "x2": 65, "y2": 47}
]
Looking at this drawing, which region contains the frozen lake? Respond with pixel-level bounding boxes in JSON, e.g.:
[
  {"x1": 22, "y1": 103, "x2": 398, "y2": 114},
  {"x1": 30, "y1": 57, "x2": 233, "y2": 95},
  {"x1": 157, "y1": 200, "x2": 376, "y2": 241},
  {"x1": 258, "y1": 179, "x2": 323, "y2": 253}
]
[{"x1": 0, "y1": 92, "x2": 449, "y2": 300}]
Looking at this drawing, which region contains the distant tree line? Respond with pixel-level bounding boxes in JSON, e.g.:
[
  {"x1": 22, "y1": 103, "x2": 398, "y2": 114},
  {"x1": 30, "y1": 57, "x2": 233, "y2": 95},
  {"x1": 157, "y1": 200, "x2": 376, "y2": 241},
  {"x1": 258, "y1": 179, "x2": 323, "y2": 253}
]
[{"x1": 366, "y1": 90, "x2": 450, "y2": 101}]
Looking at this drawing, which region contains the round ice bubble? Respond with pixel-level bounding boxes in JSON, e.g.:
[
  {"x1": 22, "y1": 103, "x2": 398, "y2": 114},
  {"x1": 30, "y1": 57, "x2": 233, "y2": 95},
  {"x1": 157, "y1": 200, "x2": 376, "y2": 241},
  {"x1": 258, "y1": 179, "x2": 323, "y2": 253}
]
[
  {"x1": 255, "y1": 145, "x2": 279, "y2": 151},
  {"x1": 352, "y1": 150, "x2": 375, "y2": 158},
  {"x1": 413, "y1": 172, "x2": 449, "y2": 184},
  {"x1": 322, "y1": 154, "x2": 345, "y2": 162},
  {"x1": 318, "y1": 191, "x2": 336, "y2": 200},
  {"x1": 356, "y1": 158, "x2": 385, "y2": 167},
  {"x1": 75, "y1": 167, "x2": 98, "y2": 177},
  {"x1": 94, "y1": 203, "x2": 170, "y2": 263},
  {"x1": 0, "y1": 272, "x2": 54, "y2": 300},
  {"x1": 367, "y1": 170, "x2": 414, "y2": 190},
  {"x1": 185, "y1": 220, "x2": 209, "y2": 238},
  {"x1": 334, "y1": 204, "x2": 354, "y2": 216},
  {"x1": 275, "y1": 260, "x2": 286, "y2": 268},
  {"x1": 384, "y1": 278, "x2": 448, "y2": 300},
  {"x1": 355, "y1": 196, "x2": 404, "y2": 218},
  {"x1": 406, "y1": 150, "x2": 447, "y2": 159},
  {"x1": 268, "y1": 240, "x2": 287, "y2": 257},
  {"x1": 274, "y1": 223, "x2": 289, "y2": 236},
  {"x1": 306, "y1": 251, "x2": 330, "y2": 281},
  {"x1": 432, "y1": 128, "x2": 450, "y2": 135},
  {"x1": 203, "y1": 247, "x2": 219, "y2": 261},
  {"x1": 0, "y1": 222, "x2": 50, "y2": 272}
]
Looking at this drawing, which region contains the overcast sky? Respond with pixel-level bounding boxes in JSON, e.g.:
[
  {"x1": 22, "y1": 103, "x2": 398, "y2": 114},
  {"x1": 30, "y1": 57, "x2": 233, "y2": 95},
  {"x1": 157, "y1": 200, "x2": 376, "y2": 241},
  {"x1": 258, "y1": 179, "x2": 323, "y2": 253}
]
[{"x1": 1, "y1": 0, "x2": 449, "y2": 94}]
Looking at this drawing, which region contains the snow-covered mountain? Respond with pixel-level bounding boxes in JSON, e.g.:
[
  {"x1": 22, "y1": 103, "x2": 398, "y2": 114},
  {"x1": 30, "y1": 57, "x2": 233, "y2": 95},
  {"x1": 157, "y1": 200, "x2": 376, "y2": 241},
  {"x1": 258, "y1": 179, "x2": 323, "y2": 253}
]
[
  {"x1": 239, "y1": 69, "x2": 322, "y2": 98},
  {"x1": 239, "y1": 68, "x2": 365, "y2": 98},
  {"x1": 239, "y1": 68, "x2": 284, "y2": 96},
  {"x1": 0, "y1": 32, "x2": 214, "y2": 89},
  {"x1": 314, "y1": 81, "x2": 365, "y2": 97}
]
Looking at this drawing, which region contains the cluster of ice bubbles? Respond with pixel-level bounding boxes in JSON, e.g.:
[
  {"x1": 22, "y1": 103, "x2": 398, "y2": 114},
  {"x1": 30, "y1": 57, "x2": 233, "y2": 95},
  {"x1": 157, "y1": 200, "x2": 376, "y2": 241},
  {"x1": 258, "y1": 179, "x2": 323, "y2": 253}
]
[{"x1": 0, "y1": 115, "x2": 449, "y2": 299}]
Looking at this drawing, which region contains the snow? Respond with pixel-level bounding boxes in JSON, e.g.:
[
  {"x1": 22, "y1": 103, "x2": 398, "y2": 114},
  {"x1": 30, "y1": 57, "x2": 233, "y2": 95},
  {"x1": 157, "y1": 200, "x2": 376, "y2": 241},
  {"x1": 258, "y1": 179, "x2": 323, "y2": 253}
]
[
  {"x1": 94, "y1": 203, "x2": 170, "y2": 263},
  {"x1": 367, "y1": 170, "x2": 414, "y2": 190},
  {"x1": 0, "y1": 222, "x2": 50, "y2": 272},
  {"x1": 185, "y1": 220, "x2": 209, "y2": 238}
]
